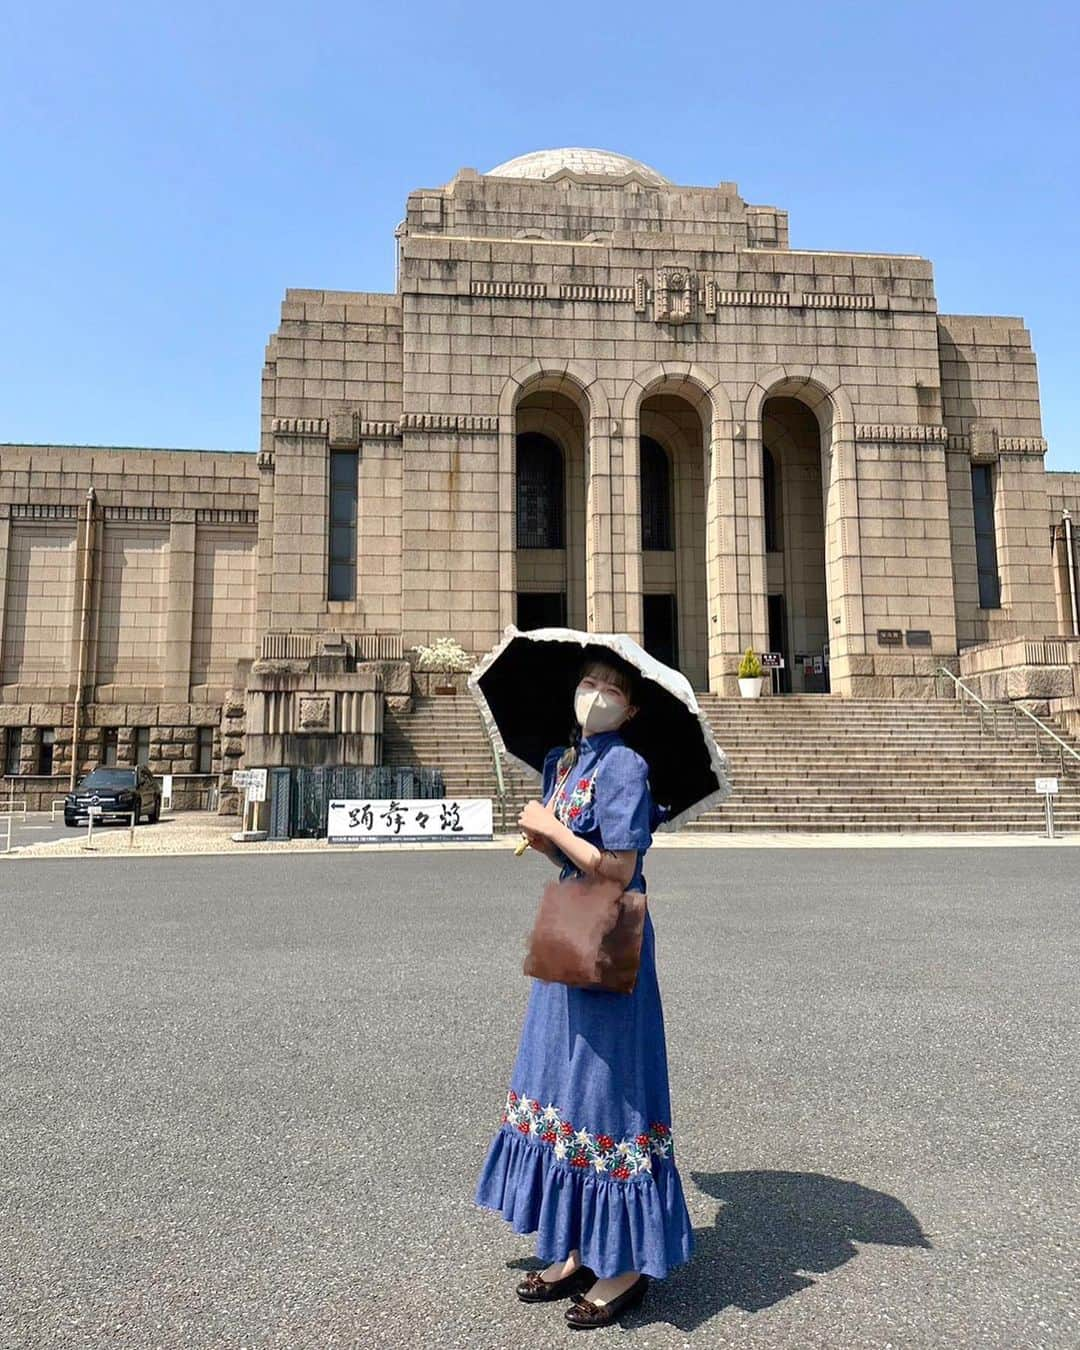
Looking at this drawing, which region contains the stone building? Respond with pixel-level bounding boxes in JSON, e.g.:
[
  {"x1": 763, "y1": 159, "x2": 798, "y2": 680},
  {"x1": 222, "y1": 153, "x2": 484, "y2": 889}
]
[{"x1": 2, "y1": 147, "x2": 1079, "y2": 803}]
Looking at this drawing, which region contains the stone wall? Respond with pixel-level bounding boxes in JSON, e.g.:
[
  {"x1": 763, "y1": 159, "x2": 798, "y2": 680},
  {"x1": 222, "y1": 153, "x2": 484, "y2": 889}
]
[
  {"x1": 0, "y1": 444, "x2": 258, "y2": 804},
  {"x1": 958, "y1": 636, "x2": 1080, "y2": 740},
  {"x1": 0, "y1": 521, "x2": 77, "y2": 686}
]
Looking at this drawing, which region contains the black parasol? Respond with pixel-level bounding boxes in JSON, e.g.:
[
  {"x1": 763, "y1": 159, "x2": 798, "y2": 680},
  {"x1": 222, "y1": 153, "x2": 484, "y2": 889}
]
[{"x1": 468, "y1": 625, "x2": 731, "y2": 829}]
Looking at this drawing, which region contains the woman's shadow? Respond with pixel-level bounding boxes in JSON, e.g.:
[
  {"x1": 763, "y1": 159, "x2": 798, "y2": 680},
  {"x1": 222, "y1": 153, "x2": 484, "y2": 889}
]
[{"x1": 637, "y1": 1169, "x2": 931, "y2": 1333}]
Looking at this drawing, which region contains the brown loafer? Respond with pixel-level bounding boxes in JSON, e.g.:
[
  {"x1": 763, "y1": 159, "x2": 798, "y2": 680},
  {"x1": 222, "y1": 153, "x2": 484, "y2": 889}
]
[
  {"x1": 564, "y1": 1275, "x2": 649, "y2": 1328},
  {"x1": 516, "y1": 1264, "x2": 596, "y2": 1303}
]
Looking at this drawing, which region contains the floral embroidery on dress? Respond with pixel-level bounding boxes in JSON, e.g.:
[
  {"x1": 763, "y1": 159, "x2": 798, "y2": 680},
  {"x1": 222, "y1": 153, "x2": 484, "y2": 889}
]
[
  {"x1": 553, "y1": 772, "x2": 595, "y2": 828},
  {"x1": 500, "y1": 1090, "x2": 673, "y2": 1180}
]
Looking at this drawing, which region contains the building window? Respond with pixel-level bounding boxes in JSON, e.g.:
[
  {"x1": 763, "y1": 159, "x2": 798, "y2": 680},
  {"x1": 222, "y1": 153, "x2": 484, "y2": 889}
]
[
  {"x1": 641, "y1": 437, "x2": 673, "y2": 551},
  {"x1": 101, "y1": 727, "x2": 118, "y2": 767},
  {"x1": 972, "y1": 464, "x2": 1001, "y2": 609},
  {"x1": 38, "y1": 728, "x2": 55, "y2": 776},
  {"x1": 643, "y1": 593, "x2": 679, "y2": 669},
  {"x1": 516, "y1": 592, "x2": 568, "y2": 630},
  {"x1": 196, "y1": 726, "x2": 214, "y2": 775},
  {"x1": 516, "y1": 434, "x2": 564, "y2": 549},
  {"x1": 134, "y1": 726, "x2": 151, "y2": 767},
  {"x1": 763, "y1": 447, "x2": 781, "y2": 553},
  {"x1": 328, "y1": 450, "x2": 359, "y2": 601},
  {"x1": 4, "y1": 728, "x2": 22, "y2": 776}
]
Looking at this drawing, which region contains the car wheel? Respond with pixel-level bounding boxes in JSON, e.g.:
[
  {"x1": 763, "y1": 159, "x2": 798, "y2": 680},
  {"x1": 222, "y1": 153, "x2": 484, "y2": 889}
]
[{"x1": 64, "y1": 818, "x2": 79, "y2": 829}]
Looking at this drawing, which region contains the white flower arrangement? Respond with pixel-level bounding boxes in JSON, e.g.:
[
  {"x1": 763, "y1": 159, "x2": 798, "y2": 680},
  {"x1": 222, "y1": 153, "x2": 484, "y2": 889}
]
[{"x1": 410, "y1": 635, "x2": 473, "y2": 673}]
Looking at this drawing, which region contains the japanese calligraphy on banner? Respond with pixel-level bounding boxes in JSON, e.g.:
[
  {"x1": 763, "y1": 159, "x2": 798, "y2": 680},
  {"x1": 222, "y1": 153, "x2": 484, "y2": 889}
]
[{"x1": 327, "y1": 798, "x2": 494, "y2": 845}]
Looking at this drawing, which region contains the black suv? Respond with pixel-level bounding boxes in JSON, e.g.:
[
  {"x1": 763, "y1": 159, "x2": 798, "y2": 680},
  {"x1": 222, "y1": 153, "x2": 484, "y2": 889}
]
[{"x1": 64, "y1": 767, "x2": 162, "y2": 828}]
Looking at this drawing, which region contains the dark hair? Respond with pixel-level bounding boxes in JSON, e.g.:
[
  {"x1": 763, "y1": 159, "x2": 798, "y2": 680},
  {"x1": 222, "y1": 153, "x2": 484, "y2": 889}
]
[{"x1": 557, "y1": 647, "x2": 644, "y2": 774}]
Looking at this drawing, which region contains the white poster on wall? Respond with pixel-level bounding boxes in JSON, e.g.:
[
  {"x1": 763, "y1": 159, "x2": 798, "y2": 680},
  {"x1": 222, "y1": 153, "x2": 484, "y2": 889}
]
[{"x1": 327, "y1": 798, "x2": 494, "y2": 844}]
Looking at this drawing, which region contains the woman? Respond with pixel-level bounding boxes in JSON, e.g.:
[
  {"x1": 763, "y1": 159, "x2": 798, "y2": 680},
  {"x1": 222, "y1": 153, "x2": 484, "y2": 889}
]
[{"x1": 474, "y1": 647, "x2": 694, "y2": 1329}]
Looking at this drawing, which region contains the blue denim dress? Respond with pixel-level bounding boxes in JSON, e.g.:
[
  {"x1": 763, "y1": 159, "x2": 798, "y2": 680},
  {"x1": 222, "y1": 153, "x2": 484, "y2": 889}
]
[{"x1": 474, "y1": 729, "x2": 694, "y2": 1279}]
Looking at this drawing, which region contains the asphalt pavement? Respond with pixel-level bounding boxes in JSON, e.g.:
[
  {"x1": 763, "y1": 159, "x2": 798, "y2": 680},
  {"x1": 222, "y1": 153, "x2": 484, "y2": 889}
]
[{"x1": 1, "y1": 848, "x2": 1077, "y2": 1348}]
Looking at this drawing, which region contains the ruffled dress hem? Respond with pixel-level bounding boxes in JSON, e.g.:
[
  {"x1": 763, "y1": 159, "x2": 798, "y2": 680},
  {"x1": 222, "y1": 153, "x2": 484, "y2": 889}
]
[{"x1": 474, "y1": 1124, "x2": 694, "y2": 1280}]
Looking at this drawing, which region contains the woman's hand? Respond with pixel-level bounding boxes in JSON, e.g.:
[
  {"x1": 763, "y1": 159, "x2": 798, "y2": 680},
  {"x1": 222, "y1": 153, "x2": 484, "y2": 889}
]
[
  {"x1": 518, "y1": 799, "x2": 553, "y2": 840},
  {"x1": 520, "y1": 827, "x2": 551, "y2": 855}
]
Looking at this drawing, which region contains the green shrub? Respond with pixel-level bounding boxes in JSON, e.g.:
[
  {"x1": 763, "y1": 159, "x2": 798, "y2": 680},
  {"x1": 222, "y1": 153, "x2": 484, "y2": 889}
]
[{"x1": 737, "y1": 647, "x2": 763, "y2": 679}]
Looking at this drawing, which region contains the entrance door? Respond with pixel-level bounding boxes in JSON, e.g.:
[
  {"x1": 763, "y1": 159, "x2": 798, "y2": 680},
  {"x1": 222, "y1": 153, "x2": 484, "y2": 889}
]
[
  {"x1": 767, "y1": 593, "x2": 790, "y2": 693},
  {"x1": 643, "y1": 594, "x2": 679, "y2": 670},
  {"x1": 517, "y1": 592, "x2": 567, "y2": 630}
]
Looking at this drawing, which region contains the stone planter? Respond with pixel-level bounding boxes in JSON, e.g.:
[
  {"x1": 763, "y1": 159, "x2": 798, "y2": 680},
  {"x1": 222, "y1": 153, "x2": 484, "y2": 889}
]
[
  {"x1": 738, "y1": 676, "x2": 764, "y2": 699},
  {"x1": 413, "y1": 670, "x2": 471, "y2": 696}
]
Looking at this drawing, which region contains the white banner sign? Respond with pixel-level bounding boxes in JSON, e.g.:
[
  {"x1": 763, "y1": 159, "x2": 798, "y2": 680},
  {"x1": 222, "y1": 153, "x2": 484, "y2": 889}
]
[
  {"x1": 327, "y1": 797, "x2": 494, "y2": 845},
  {"x1": 232, "y1": 769, "x2": 267, "y2": 802},
  {"x1": 1035, "y1": 777, "x2": 1059, "y2": 796}
]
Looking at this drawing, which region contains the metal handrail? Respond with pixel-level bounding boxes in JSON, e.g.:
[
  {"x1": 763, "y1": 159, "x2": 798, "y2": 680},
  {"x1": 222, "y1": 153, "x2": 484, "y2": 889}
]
[
  {"x1": 0, "y1": 795, "x2": 28, "y2": 821},
  {"x1": 489, "y1": 735, "x2": 509, "y2": 832},
  {"x1": 936, "y1": 665, "x2": 1080, "y2": 777}
]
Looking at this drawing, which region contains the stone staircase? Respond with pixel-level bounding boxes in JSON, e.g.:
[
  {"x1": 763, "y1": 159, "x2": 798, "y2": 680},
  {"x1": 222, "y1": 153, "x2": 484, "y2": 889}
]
[{"x1": 383, "y1": 693, "x2": 1080, "y2": 834}]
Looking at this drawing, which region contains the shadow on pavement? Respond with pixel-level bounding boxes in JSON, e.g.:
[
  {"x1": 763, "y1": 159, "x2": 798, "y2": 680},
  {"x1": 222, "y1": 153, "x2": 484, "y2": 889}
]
[{"x1": 635, "y1": 1168, "x2": 931, "y2": 1333}]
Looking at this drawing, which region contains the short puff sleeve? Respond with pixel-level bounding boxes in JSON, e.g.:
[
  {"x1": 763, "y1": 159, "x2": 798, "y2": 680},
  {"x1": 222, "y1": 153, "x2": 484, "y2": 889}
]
[
  {"x1": 594, "y1": 745, "x2": 653, "y2": 852},
  {"x1": 541, "y1": 746, "x2": 566, "y2": 804}
]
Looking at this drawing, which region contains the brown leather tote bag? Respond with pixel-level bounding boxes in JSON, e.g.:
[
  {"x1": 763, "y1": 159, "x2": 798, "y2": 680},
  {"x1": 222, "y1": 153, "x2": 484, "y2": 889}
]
[
  {"x1": 524, "y1": 875, "x2": 648, "y2": 994},
  {"x1": 522, "y1": 756, "x2": 648, "y2": 994}
]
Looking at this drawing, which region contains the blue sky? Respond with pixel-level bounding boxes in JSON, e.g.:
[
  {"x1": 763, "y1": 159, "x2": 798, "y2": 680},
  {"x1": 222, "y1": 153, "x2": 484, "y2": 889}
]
[{"x1": 2, "y1": 1, "x2": 1077, "y2": 469}]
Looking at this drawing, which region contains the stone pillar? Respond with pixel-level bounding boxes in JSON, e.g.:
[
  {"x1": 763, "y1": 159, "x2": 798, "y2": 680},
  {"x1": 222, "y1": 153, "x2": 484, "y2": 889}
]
[
  {"x1": 0, "y1": 508, "x2": 9, "y2": 677},
  {"x1": 163, "y1": 510, "x2": 196, "y2": 702},
  {"x1": 585, "y1": 418, "x2": 615, "y2": 631},
  {"x1": 255, "y1": 443, "x2": 276, "y2": 639},
  {"x1": 496, "y1": 418, "x2": 515, "y2": 632},
  {"x1": 68, "y1": 495, "x2": 97, "y2": 778},
  {"x1": 825, "y1": 423, "x2": 868, "y2": 678},
  {"x1": 706, "y1": 416, "x2": 741, "y2": 692},
  {"x1": 265, "y1": 424, "x2": 329, "y2": 631},
  {"x1": 615, "y1": 421, "x2": 642, "y2": 641},
  {"x1": 741, "y1": 419, "x2": 771, "y2": 660},
  {"x1": 994, "y1": 451, "x2": 1058, "y2": 633}
]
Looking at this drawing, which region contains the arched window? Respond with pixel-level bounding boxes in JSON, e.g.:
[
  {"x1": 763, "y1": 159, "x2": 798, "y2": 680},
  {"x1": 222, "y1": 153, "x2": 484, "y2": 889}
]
[
  {"x1": 516, "y1": 433, "x2": 564, "y2": 549},
  {"x1": 640, "y1": 437, "x2": 673, "y2": 551},
  {"x1": 763, "y1": 446, "x2": 780, "y2": 553}
]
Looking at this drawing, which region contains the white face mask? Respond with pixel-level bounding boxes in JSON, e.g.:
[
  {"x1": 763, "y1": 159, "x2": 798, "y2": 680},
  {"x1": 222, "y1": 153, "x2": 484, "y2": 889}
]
[{"x1": 574, "y1": 684, "x2": 629, "y2": 736}]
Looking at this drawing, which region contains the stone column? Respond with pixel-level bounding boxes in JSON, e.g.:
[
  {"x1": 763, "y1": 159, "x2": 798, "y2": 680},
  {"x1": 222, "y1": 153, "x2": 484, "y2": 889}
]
[
  {"x1": 0, "y1": 508, "x2": 9, "y2": 679},
  {"x1": 615, "y1": 420, "x2": 642, "y2": 640},
  {"x1": 163, "y1": 510, "x2": 196, "y2": 702},
  {"x1": 993, "y1": 451, "x2": 1058, "y2": 632},
  {"x1": 495, "y1": 418, "x2": 516, "y2": 632},
  {"x1": 705, "y1": 416, "x2": 741, "y2": 692},
  {"x1": 585, "y1": 419, "x2": 615, "y2": 631},
  {"x1": 741, "y1": 419, "x2": 771, "y2": 658},
  {"x1": 255, "y1": 445, "x2": 276, "y2": 639},
  {"x1": 824, "y1": 423, "x2": 868, "y2": 678}
]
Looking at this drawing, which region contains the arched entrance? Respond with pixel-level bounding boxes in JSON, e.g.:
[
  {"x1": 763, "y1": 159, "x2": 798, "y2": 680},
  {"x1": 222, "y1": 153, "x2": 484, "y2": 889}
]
[
  {"x1": 638, "y1": 390, "x2": 709, "y2": 688},
  {"x1": 761, "y1": 397, "x2": 829, "y2": 692},
  {"x1": 514, "y1": 386, "x2": 587, "y2": 629}
]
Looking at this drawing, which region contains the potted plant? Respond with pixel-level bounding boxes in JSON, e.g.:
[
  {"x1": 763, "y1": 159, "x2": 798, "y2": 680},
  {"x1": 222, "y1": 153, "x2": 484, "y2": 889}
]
[
  {"x1": 411, "y1": 636, "x2": 473, "y2": 694},
  {"x1": 737, "y1": 647, "x2": 765, "y2": 699}
]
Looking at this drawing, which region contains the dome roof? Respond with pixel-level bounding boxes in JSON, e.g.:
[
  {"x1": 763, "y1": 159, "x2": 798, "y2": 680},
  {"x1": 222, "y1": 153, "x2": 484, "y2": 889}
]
[{"x1": 486, "y1": 148, "x2": 670, "y2": 186}]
